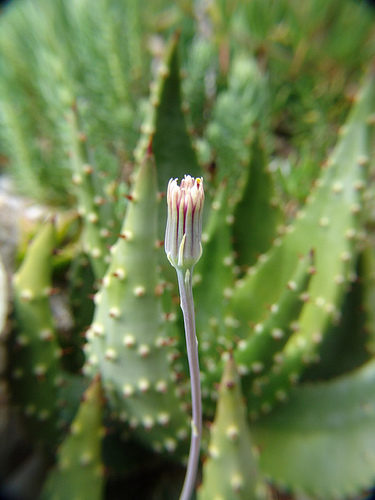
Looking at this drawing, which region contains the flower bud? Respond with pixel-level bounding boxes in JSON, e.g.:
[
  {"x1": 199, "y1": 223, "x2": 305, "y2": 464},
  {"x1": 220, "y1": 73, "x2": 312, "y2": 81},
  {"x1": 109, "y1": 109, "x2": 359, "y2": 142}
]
[{"x1": 165, "y1": 175, "x2": 204, "y2": 270}]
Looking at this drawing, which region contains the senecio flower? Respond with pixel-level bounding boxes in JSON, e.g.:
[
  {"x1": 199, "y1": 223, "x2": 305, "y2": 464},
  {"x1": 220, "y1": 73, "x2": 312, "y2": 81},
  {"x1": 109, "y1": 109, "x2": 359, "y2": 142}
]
[
  {"x1": 165, "y1": 175, "x2": 204, "y2": 500},
  {"x1": 165, "y1": 175, "x2": 204, "y2": 270}
]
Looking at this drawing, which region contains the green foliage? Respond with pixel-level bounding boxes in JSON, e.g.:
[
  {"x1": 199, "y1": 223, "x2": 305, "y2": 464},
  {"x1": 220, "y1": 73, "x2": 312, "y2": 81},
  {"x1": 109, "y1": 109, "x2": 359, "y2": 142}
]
[
  {"x1": 231, "y1": 72, "x2": 375, "y2": 418},
  {"x1": 232, "y1": 135, "x2": 283, "y2": 268},
  {"x1": 253, "y1": 358, "x2": 375, "y2": 499},
  {"x1": 206, "y1": 54, "x2": 270, "y2": 186},
  {"x1": 40, "y1": 376, "x2": 105, "y2": 500},
  {"x1": 1, "y1": 0, "x2": 375, "y2": 499},
  {"x1": 10, "y1": 221, "x2": 64, "y2": 448},
  {"x1": 198, "y1": 357, "x2": 269, "y2": 500},
  {"x1": 84, "y1": 152, "x2": 190, "y2": 458}
]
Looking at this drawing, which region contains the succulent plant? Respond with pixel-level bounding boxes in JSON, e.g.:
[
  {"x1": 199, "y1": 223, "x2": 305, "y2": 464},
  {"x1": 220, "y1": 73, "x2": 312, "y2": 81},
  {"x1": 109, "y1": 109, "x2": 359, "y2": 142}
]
[{"x1": 0, "y1": 0, "x2": 375, "y2": 499}]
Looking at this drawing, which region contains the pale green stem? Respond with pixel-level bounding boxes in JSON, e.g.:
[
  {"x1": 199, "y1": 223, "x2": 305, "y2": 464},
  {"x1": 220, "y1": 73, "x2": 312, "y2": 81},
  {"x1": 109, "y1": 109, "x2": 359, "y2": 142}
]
[{"x1": 177, "y1": 267, "x2": 202, "y2": 500}]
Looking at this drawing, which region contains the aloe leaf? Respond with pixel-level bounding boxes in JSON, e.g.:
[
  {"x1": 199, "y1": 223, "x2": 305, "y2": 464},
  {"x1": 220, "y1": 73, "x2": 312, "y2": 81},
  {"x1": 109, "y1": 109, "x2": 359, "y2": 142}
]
[
  {"x1": 198, "y1": 357, "x2": 269, "y2": 500},
  {"x1": 194, "y1": 183, "x2": 236, "y2": 348},
  {"x1": 135, "y1": 34, "x2": 200, "y2": 192},
  {"x1": 231, "y1": 72, "x2": 375, "y2": 414},
  {"x1": 252, "y1": 358, "x2": 375, "y2": 499},
  {"x1": 84, "y1": 152, "x2": 190, "y2": 458},
  {"x1": 363, "y1": 246, "x2": 375, "y2": 355},
  {"x1": 235, "y1": 252, "x2": 313, "y2": 382},
  {"x1": 11, "y1": 221, "x2": 63, "y2": 448},
  {"x1": 183, "y1": 36, "x2": 217, "y2": 134},
  {"x1": 232, "y1": 135, "x2": 282, "y2": 269},
  {"x1": 40, "y1": 376, "x2": 105, "y2": 500},
  {"x1": 302, "y1": 253, "x2": 371, "y2": 382}
]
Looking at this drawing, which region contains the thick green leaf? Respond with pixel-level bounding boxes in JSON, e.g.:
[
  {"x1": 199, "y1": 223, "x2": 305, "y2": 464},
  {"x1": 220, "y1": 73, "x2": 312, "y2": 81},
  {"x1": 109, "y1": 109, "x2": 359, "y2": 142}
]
[
  {"x1": 84, "y1": 154, "x2": 190, "y2": 458},
  {"x1": 252, "y1": 359, "x2": 375, "y2": 499},
  {"x1": 230, "y1": 72, "x2": 375, "y2": 414},
  {"x1": 198, "y1": 358, "x2": 269, "y2": 500},
  {"x1": 135, "y1": 34, "x2": 200, "y2": 192},
  {"x1": 232, "y1": 134, "x2": 283, "y2": 268},
  {"x1": 363, "y1": 246, "x2": 375, "y2": 355},
  {"x1": 40, "y1": 376, "x2": 104, "y2": 500},
  {"x1": 11, "y1": 221, "x2": 63, "y2": 448}
]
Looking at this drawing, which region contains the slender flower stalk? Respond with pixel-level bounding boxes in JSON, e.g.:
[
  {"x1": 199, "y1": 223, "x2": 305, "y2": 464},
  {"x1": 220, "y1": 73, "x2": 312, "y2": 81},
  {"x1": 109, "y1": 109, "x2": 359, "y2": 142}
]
[
  {"x1": 165, "y1": 175, "x2": 204, "y2": 500},
  {"x1": 176, "y1": 268, "x2": 202, "y2": 500}
]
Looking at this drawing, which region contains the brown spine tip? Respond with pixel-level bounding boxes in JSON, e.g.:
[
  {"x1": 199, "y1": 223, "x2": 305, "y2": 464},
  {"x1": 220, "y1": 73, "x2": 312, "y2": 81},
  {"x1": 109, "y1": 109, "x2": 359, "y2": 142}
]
[
  {"x1": 61, "y1": 347, "x2": 74, "y2": 356},
  {"x1": 154, "y1": 283, "x2": 164, "y2": 297},
  {"x1": 49, "y1": 214, "x2": 57, "y2": 224},
  {"x1": 78, "y1": 131, "x2": 87, "y2": 143},
  {"x1": 173, "y1": 29, "x2": 182, "y2": 42},
  {"x1": 147, "y1": 136, "x2": 153, "y2": 156}
]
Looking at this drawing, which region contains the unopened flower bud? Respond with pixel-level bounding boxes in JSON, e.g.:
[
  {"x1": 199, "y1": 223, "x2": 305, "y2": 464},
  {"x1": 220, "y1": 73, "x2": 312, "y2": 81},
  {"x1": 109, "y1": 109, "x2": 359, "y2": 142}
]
[{"x1": 165, "y1": 175, "x2": 204, "y2": 270}]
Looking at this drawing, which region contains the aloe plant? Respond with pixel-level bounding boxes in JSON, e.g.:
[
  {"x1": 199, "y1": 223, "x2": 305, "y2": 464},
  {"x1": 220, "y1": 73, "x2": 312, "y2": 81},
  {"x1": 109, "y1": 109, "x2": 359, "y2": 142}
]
[{"x1": 1, "y1": 1, "x2": 375, "y2": 499}]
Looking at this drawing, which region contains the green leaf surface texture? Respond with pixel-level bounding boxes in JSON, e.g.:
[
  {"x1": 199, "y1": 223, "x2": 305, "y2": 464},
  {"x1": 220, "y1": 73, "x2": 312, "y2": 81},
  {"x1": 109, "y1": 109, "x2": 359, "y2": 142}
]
[{"x1": 252, "y1": 359, "x2": 375, "y2": 499}]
